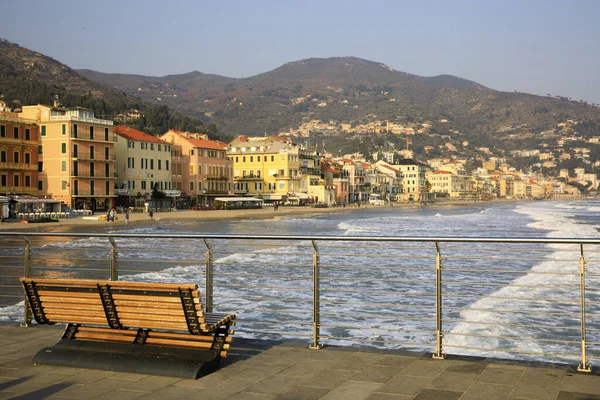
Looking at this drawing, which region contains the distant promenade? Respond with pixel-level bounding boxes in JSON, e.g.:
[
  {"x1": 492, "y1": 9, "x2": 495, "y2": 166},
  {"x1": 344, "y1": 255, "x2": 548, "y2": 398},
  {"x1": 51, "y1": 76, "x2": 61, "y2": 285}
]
[{"x1": 2, "y1": 322, "x2": 600, "y2": 399}]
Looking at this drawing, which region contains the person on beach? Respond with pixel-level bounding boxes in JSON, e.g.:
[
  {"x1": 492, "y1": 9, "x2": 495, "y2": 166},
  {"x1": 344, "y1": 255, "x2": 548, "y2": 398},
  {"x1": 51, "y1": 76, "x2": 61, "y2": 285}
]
[
  {"x1": 109, "y1": 208, "x2": 115, "y2": 223},
  {"x1": 125, "y1": 209, "x2": 130, "y2": 224},
  {"x1": 149, "y1": 209, "x2": 154, "y2": 220}
]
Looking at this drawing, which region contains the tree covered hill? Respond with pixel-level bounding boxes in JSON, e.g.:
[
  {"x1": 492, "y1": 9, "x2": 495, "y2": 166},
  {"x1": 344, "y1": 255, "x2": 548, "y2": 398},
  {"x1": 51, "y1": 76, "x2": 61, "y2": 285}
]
[
  {"x1": 0, "y1": 39, "x2": 210, "y2": 137},
  {"x1": 76, "y1": 56, "x2": 600, "y2": 142}
]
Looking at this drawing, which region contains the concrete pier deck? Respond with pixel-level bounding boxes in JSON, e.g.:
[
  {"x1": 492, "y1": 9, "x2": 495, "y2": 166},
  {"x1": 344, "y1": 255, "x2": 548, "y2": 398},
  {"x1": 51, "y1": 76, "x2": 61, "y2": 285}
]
[{"x1": 1, "y1": 323, "x2": 600, "y2": 399}]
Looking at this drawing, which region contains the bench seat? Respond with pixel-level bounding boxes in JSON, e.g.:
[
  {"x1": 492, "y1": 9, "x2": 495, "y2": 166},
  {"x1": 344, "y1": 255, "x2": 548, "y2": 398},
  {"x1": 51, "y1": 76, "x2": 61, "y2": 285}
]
[{"x1": 20, "y1": 278, "x2": 236, "y2": 379}]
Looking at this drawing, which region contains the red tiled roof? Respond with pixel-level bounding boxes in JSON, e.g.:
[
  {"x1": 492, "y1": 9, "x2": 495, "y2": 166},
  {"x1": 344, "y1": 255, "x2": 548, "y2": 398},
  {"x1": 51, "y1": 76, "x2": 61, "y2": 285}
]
[
  {"x1": 433, "y1": 170, "x2": 453, "y2": 175},
  {"x1": 381, "y1": 165, "x2": 401, "y2": 173},
  {"x1": 185, "y1": 137, "x2": 227, "y2": 150},
  {"x1": 114, "y1": 126, "x2": 164, "y2": 144}
]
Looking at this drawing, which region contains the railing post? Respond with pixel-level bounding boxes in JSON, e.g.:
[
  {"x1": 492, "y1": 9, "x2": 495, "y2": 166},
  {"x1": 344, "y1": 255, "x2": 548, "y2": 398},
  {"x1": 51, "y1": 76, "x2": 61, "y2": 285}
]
[
  {"x1": 204, "y1": 239, "x2": 213, "y2": 313},
  {"x1": 20, "y1": 236, "x2": 32, "y2": 327},
  {"x1": 309, "y1": 240, "x2": 322, "y2": 349},
  {"x1": 578, "y1": 244, "x2": 592, "y2": 372},
  {"x1": 432, "y1": 241, "x2": 446, "y2": 359},
  {"x1": 109, "y1": 237, "x2": 118, "y2": 281}
]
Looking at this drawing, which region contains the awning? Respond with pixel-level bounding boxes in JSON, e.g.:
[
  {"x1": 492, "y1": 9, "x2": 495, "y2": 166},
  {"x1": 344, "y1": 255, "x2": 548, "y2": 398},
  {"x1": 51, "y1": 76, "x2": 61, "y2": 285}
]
[
  {"x1": 11, "y1": 197, "x2": 60, "y2": 204},
  {"x1": 261, "y1": 194, "x2": 283, "y2": 200}
]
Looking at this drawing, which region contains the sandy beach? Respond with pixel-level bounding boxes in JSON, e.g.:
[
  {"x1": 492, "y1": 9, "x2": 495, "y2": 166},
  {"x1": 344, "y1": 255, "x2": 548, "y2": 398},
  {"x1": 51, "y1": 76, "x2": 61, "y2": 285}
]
[{"x1": 0, "y1": 197, "x2": 554, "y2": 233}]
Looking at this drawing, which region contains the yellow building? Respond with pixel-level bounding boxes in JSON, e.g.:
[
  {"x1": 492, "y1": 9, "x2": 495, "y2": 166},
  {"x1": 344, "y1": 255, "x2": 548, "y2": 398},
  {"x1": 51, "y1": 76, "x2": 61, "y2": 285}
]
[
  {"x1": 392, "y1": 159, "x2": 428, "y2": 201},
  {"x1": 160, "y1": 130, "x2": 233, "y2": 206},
  {"x1": 114, "y1": 126, "x2": 172, "y2": 208},
  {"x1": 227, "y1": 136, "x2": 301, "y2": 202},
  {"x1": 426, "y1": 170, "x2": 473, "y2": 198},
  {"x1": 21, "y1": 103, "x2": 116, "y2": 211}
]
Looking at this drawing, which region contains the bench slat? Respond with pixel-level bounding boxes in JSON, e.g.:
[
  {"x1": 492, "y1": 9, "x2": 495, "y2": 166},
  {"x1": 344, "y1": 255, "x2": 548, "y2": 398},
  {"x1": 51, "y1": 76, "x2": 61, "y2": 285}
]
[{"x1": 21, "y1": 278, "x2": 198, "y2": 291}]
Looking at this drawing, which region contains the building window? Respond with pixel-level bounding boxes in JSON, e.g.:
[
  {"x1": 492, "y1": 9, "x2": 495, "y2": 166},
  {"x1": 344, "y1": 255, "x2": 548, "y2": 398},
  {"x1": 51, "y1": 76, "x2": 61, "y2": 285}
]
[
  {"x1": 62, "y1": 124, "x2": 66, "y2": 135},
  {"x1": 271, "y1": 155, "x2": 275, "y2": 162},
  {"x1": 25, "y1": 153, "x2": 30, "y2": 164},
  {"x1": 14, "y1": 175, "x2": 19, "y2": 187},
  {"x1": 1, "y1": 175, "x2": 6, "y2": 187},
  {"x1": 13, "y1": 127, "x2": 18, "y2": 139},
  {"x1": 166, "y1": 160, "x2": 169, "y2": 171},
  {"x1": 38, "y1": 161, "x2": 43, "y2": 172},
  {"x1": 158, "y1": 160, "x2": 161, "y2": 170},
  {"x1": 61, "y1": 143, "x2": 67, "y2": 154},
  {"x1": 38, "y1": 145, "x2": 43, "y2": 155},
  {"x1": 61, "y1": 160, "x2": 67, "y2": 171},
  {"x1": 0, "y1": 125, "x2": 5, "y2": 137},
  {"x1": 41, "y1": 125, "x2": 46, "y2": 136},
  {"x1": 105, "y1": 181, "x2": 110, "y2": 195},
  {"x1": 90, "y1": 162, "x2": 95, "y2": 177},
  {"x1": 25, "y1": 175, "x2": 31, "y2": 187},
  {"x1": 1, "y1": 151, "x2": 6, "y2": 162},
  {"x1": 25, "y1": 128, "x2": 30, "y2": 140},
  {"x1": 150, "y1": 143, "x2": 154, "y2": 150},
  {"x1": 89, "y1": 126, "x2": 94, "y2": 140},
  {"x1": 190, "y1": 182, "x2": 194, "y2": 191},
  {"x1": 13, "y1": 152, "x2": 19, "y2": 163},
  {"x1": 90, "y1": 146, "x2": 94, "y2": 159},
  {"x1": 90, "y1": 180, "x2": 95, "y2": 195},
  {"x1": 142, "y1": 181, "x2": 146, "y2": 190},
  {"x1": 105, "y1": 128, "x2": 109, "y2": 141},
  {"x1": 105, "y1": 147, "x2": 109, "y2": 160},
  {"x1": 73, "y1": 124, "x2": 78, "y2": 138},
  {"x1": 61, "y1": 180, "x2": 67, "y2": 190},
  {"x1": 105, "y1": 163, "x2": 109, "y2": 177},
  {"x1": 150, "y1": 159, "x2": 154, "y2": 170},
  {"x1": 38, "y1": 180, "x2": 43, "y2": 190}
]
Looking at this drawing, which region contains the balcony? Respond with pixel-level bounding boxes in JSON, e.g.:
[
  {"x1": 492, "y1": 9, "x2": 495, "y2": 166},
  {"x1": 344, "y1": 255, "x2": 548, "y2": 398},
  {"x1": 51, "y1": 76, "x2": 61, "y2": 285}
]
[
  {"x1": 205, "y1": 175, "x2": 230, "y2": 181},
  {"x1": 0, "y1": 162, "x2": 38, "y2": 171},
  {"x1": 235, "y1": 175, "x2": 262, "y2": 181},
  {"x1": 71, "y1": 172, "x2": 117, "y2": 179},
  {"x1": 72, "y1": 152, "x2": 116, "y2": 161},
  {"x1": 72, "y1": 190, "x2": 115, "y2": 197},
  {"x1": 51, "y1": 115, "x2": 113, "y2": 126},
  {"x1": 70, "y1": 133, "x2": 117, "y2": 142}
]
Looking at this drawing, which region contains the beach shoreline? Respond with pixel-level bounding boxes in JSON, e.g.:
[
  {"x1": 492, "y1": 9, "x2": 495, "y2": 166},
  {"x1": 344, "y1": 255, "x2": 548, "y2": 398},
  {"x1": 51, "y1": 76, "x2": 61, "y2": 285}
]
[{"x1": 0, "y1": 197, "x2": 577, "y2": 233}]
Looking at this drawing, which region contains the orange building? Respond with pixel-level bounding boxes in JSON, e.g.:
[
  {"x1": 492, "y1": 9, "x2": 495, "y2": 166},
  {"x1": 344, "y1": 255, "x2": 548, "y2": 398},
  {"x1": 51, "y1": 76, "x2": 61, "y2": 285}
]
[
  {"x1": 160, "y1": 130, "x2": 233, "y2": 205},
  {"x1": 0, "y1": 111, "x2": 40, "y2": 196},
  {"x1": 20, "y1": 103, "x2": 116, "y2": 211}
]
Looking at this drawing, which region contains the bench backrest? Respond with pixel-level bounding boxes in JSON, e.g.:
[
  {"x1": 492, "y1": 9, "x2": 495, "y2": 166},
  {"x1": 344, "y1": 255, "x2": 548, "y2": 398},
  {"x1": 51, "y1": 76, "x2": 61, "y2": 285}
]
[{"x1": 21, "y1": 278, "x2": 208, "y2": 334}]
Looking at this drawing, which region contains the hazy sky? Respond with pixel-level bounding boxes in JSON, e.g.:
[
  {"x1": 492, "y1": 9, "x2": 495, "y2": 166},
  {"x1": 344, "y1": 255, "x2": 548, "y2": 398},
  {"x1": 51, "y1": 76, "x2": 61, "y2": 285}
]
[{"x1": 2, "y1": 0, "x2": 599, "y2": 104}]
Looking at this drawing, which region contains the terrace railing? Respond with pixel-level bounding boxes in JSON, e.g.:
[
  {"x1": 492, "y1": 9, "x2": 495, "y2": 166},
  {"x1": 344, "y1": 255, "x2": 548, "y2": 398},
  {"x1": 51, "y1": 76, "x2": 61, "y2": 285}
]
[{"x1": 0, "y1": 232, "x2": 599, "y2": 372}]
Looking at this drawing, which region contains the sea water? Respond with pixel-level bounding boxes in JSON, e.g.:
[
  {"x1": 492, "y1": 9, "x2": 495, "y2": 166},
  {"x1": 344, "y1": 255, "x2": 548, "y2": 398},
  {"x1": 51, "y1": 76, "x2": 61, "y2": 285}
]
[{"x1": 2, "y1": 200, "x2": 600, "y2": 363}]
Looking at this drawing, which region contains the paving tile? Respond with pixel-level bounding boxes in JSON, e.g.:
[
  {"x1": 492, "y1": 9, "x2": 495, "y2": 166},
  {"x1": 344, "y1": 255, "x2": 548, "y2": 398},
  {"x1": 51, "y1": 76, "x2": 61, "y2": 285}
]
[
  {"x1": 2, "y1": 382, "x2": 73, "y2": 399},
  {"x1": 373, "y1": 355, "x2": 415, "y2": 369},
  {"x1": 299, "y1": 368, "x2": 357, "y2": 389},
  {"x1": 560, "y1": 373, "x2": 600, "y2": 394},
  {"x1": 227, "y1": 392, "x2": 277, "y2": 400},
  {"x1": 377, "y1": 375, "x2": 433, "y2": 396},
  {"x1": 244, "y1": 373, "x2": 306, "y2": 395},
  {"x1": 278, "y1": 360, "x2": 332, "y2": 378},
  {"x1": 461, "y1": 382, "x2": 513, "y2": 400},
  {"x1": 476, "y1": 365, "x2": 524, "y2": 385},
  {"x1": 56, "y1": 376, "x2": 133, "y2": 399},
  {"x1": 412, "y1": 388, "x2": 463, "y2": 400},
  {"x1": 319, "y1": 380, "x2": 382, "y2": 400},
  {"x1": 426, "y1": 371, "x2": 479, "y2": 392},
  {"x1": 277, "y1": 385, "x2": 332, "y2": 400},
  {"x1": 143, "y1": 384, "x2": 210, "y2": 400},
  {"x1": 89, "y1": 388, "x2": 147, "y2": 400},
  {"x1": 510, "y1": 367, "x2": 564, "y2": 400},
  {"x1": 445, "y1": 360, "x2": 487, "y2": 374},
  {"x1": 557, "y1": 392, "x2": 600, "y2": 400},
  {"x1": 350, "y1": 365, "x2": 404, "y2": 383},
  {"x1": 118, "y1": 375, "x2": 182, "y2": 392},
  {"x1": 167, "y1": 378, "x2": 254, "y2": 400},
  {"x1": 366, "y1": 394, "x2": 412, "y2": 400},
  {"x1": 328, "y1": 353, "x2": 387, "y2": 372},
  {"x1": 398, "y1": 359, "x2": 452, "y2": 377},
  {"x1": 228, "y1": 364, "x2": 289, "y2": 382}
]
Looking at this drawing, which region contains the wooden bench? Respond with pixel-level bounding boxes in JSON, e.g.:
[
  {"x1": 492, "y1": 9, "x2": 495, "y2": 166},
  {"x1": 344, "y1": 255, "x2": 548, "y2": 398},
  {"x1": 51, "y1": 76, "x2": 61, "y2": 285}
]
[{"x1": 20, "y1": 278, "x2": 236, "y2": 379}]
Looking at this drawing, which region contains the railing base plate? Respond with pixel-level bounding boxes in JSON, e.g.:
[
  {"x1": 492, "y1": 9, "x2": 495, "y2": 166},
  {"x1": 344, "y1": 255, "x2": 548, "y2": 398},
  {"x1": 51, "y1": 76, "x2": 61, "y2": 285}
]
[
  {"x1": 577, "y1": 363, "x2": 592, "y2": 373},
  {"x1": 432, "y1": 353, "x2": 447, "y2": 360},
  {"x1": 308, "y1": 344, "x2": 324, "y2": 350}
]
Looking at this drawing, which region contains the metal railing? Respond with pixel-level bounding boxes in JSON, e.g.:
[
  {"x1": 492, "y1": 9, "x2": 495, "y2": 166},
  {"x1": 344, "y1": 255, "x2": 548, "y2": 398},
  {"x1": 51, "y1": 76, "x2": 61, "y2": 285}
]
[{"x1": 1, "y1": 232, "x2": 599, "y2": 372}]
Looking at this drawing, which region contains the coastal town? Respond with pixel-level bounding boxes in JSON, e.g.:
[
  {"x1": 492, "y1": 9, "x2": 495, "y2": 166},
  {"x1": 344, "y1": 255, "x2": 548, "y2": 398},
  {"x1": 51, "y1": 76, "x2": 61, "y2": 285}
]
[{"x1": 0, "y1": 97, "x2": 592, "y2": 220}]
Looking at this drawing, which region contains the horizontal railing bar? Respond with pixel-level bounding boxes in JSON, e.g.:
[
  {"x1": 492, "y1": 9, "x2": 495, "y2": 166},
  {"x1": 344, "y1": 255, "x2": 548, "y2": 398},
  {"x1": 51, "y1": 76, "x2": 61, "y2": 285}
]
[
  {"x1": 320, "y1": 277, "x2": 435, "y2": 284},
  {"x1": 441, "y1": 268, "x2": 578, "y2": 276},
  {"x1": 443, "y1": 306, "x2": 579, "y2": 317},
  {"x1": 8, "y1": 232, "x2": 600, "y2": 244},
  {"x1": 321, "y1": 336, "x2": 435, "y2": 346},
  {"x1": 318, "y1": 324, "x2": 433, "y2": 334},
  {"x1": 320, "y1": 265, "x2": 433, "y2": 272},
  {"x1": 211, "y1": 273, "x2": 311, "y2": 280},
  {"x1": 442, "y1": 281, "x2": 580, "y2": 290},
  {"x1": 238, "y1": 330, "x2": 313, "y2": 337},
  {"x1": 444, "y1": 344, "x2": 578, "y2": 357},
  {"x1": 444, "y1": 331, "x2": 580, "y2": 344},
  {"x1": 32, "y1": 267, "x2": 109, "y2": 272},
  {"x1": 118, "y1": 259, "x2": 202, "y2": 264},
  {"x1": 216, "y1": 284, "x2": 311, "y2": 291},
  {"x1": 222, "y1": 308, "x2": 310, "y2": 315},
  {"x1": 216, "y1": 296, "x2": 311, "y2": 303},
  {"x1": 319, "y1": 311, "x2": 435, "y2": 321},
  {"x1": 441, "y1": 246, "x2": 560, "y2": 253},
  {"x1": 445, "y1": 256, "x2": 570, "y2": 262},
  {"x1": 441, "y1": 294, "x2": 579, "y2": 303},
  {"x1": 443, "y1": 319, "x2": 580, "y2": 331},
  {"x1": 33, "y1": 258, "x2": 108, "y2": 263},
  {"x1": 253, "y1": 321, "x2": 312, "y2": 326},
  {"x1": 216, "y1": 262, "x2": 312, "y2": 268},
  {"x1": 320, "y1": 300, "x2": 435, "y2": 309},
  {"x1": 319, "y1": 288, "x2": 434, "y2": 297}
]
